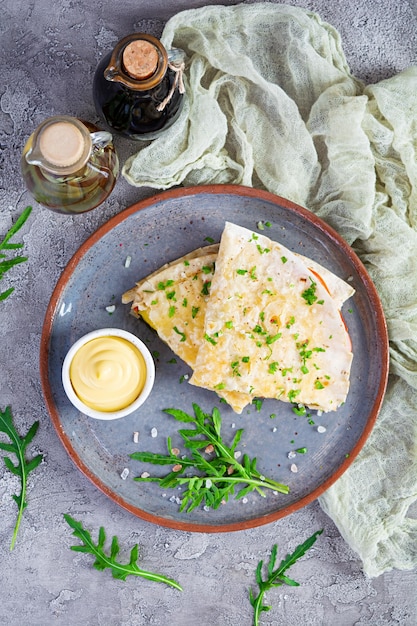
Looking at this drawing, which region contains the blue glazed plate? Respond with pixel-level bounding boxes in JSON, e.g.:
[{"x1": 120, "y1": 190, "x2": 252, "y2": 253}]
[{"x1": 40, "y1": 185, "x2": 389, "y2": 532}]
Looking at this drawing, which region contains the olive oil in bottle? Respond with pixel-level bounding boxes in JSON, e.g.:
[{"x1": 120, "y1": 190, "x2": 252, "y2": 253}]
[{"x1": 21, "y1": 116, "x2": 119, "y2": 214}]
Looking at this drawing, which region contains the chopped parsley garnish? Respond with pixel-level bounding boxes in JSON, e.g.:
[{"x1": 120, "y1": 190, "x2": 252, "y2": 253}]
[
  {"x1": 314, "y1": 380, "x2": 325, "y2": 389},
  {"x1": 201, "y1": 281, "x2": 211, "y2": 296},
  {"x1": 236, "y1": 269, "x2": 248, "y2": 275},
  {"x1": 191, "y1": 306, "x2": 199, "y2": 319},
  {"x1": 266, "y1": 333, "x2": 282, "y2": 344},
  {"x1": 168, "y1": 305, "x2": 176, "y2": 318},
  {"x1": 268, "y1": 361, "x2": 279, "y2": 374},
  {"x1": 253, "y1": 399, "x2": 263, "y2": 411},
  {"x1": 281, "y1": 256, "x2": 288, "y2": 264},
  {"x1": 288, "y1": 389, "x2": 301, "y2": 403},
  {"x1": 301, "y1": 278, "x2": 318, "y2": 305},
  {"x1": 256, "y1": 244, "x2": 270, "y2": 254},
  {"x1": 204, "y1": 333, "x2": 217, "y2": 346},
  {"x1": 225, "y1": 320, "x2": 234, "y2": 329},
  {"x1": 173, "y1": 326, "x2": 186, "y2": 342},
  {"x1": 182, "y1": 298, "x2": 188, "y2": 307}
]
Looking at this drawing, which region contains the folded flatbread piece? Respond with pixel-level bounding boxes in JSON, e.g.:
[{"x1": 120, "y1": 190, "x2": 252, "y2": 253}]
[
  {"x1": 122, "y1": 244, "x2": 251, "y2": 412},
  {"x1": 189, "y1": 222, "x2": 354, "y2": 413}
]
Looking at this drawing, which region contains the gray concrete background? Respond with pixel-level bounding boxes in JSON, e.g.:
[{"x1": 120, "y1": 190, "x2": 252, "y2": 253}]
[{"x1": 1, "y1": 1, "x2": 416, "y2": 624}]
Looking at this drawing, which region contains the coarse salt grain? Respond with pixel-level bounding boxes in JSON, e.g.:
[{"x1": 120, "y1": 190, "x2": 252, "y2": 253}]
[
  {"x1": 105, "y1": 305, "x2": 116, "y2": 313},
  {"x1": 120, "y1": 468, "x2": 129, "y2": 480},
  {"x1": 290, "y1": 464, "x2": 298, "y2": 473},
  {"x1": 124, "y1": 255, "x2": 132, "y2": 268},
  {"x1": 133, "y1": 431, "x2": 139, "y2": 443},
  {"x1": 141, "y1": 471, "x2": 150, "y2": 478},
  {"x1": 288, "y1": 451, "x2": 296, "y2": 459},
  {"x1": 317, "y1": 425, "x2": 327, "y2": 433},
  {"x1": 151, "y1": 427, "x2": 158, "y2": 438},
  {"x1": 234, "y1": 451, "x2": 242, "y2": 459},
  {"x1": 242, "y1": 497, "x2": 248, "y2": 504}
]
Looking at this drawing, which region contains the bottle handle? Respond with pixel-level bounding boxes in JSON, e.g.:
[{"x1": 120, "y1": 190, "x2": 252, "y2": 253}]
[{"x1": 90, "y1": 130, "x2": 113, "y2": 150}]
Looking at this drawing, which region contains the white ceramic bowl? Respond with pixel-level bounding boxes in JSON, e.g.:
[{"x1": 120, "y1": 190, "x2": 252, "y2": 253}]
[{"x1": 62, "y1": 328, "x2": 155, "y2": 420}]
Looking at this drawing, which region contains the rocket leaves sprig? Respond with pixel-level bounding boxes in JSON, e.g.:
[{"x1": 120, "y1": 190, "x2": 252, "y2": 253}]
[
  {"x1": 249, "y1": 530, "x2": 323, "y2": 625},
  {"x1": 0, "y1": 405, "x2": 43, "y2": 549},
  {"x1": 0, "y1": 205, "x2": 32, "y2": 301},
  {"x1": 64, "y1": 514, "x2": 182, "y2": 590},
  {"x1": 130, "y1": 403, "x2": 289, "y2": 513}
]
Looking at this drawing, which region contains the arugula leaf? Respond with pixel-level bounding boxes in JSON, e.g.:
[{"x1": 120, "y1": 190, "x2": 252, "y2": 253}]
[
  {"x1": 0, "y1": 206, "x2": 32, "y2": 301},
  {"x1": 130, "y1": 403, "x2": 289, "y2": 513},
  {"x1": 249, "y1": 530, "x2": 323, "y2": 625},
  {"x1": 0, "y1": 405, "x2": 43, "y2": 549},
  {"x1": 64, "y1": 514, "x2": 182, "y2": 590}
]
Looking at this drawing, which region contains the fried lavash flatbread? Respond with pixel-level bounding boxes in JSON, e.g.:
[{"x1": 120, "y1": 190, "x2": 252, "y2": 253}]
[
  {"x1": 189, "y1": 222, "x2": 353, "y2": 413},
  {"x1": 122, "y1": 245, "x2": 251, "y2": 412},
  {"x1": 123, "y1": 223, "x2": 354, "y2": 413}
]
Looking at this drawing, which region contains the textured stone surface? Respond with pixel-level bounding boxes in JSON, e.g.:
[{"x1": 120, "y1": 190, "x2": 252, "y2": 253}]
[{"x1": 1, "y1": 1, "x2": 416, "y2": 625}]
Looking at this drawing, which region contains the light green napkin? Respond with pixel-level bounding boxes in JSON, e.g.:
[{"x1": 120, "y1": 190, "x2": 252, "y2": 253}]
[{"x1": 123, "y1": 3, "x2": 417, "y2": 577}]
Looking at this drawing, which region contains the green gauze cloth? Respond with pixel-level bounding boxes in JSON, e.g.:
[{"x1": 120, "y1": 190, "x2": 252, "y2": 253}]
[{"x1": 123, "y1": 3, "x2": 417, "y2": 577}]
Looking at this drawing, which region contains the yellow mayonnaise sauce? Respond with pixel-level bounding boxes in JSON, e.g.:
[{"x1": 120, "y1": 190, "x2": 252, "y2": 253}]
[{"x1": 69, "y1": 336, "x2": 147, "y2": 412}]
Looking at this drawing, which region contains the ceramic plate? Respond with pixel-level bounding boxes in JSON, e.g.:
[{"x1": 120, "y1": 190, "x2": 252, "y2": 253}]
[{"x1": 40, "y1": 185, "x2": 389, "y2": 532}]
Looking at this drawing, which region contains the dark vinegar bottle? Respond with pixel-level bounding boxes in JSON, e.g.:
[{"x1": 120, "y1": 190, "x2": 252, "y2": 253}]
[{"x1": 93, "y1": 33, "x2": 185, "y2": 141}]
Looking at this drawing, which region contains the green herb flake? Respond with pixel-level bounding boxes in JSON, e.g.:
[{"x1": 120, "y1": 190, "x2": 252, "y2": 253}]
[
  {"x1": 242, "y1": 356, "x2": 250, "y2": 363},
  {"x1": 281, "y1": 256, "x2": 288, "y2": 264},
  {"x1": 201, "y1": 281, "x2": 211, "y2": 296},
  {"x1": 292, "y1": 405, "x2": 306, "y2": 416},
  {"x1": 225, "y1": 320, "x2": 234, "y2": 329},
  {"x1": 236, "y1": 269, "x2": 248, "y2": 276},
  {"x1": 254, "y1": 399, "x2": 263, "y2": 412},
  {"x1": 182, "y1": 298, "x2": 188, "y2": 307},
  {"x1": 314, "y1": 380, "x2": 325, "y2": 389},
  {"x1": 168, "y1": 305, "x2": 176, "y2": 318},
  {"x1": 204, "y1": 333, "x2": 217, "y2": 346},
  {"x1": 301, "y1": 278, "x2": 318, "y2": 305},
  {"x1": 266, "y1": 333, "x2": 282, "y2": 345},
  {"x1": 288, "y1": 389, "x2": 301, "y2": 403},
  {"x1": 191, "y1": 306, "x2": 199, "y2": 319},
  {"x1": 204, "y1": 236, "x2": 215, "y2": 244},
  {"x1": 173, "y1": 326, "x2": 186, "y2": 342},
  {"x1": 295, "y1": 447, "x2": 308, "y2": 454},
  {"x1": 268, "y1": 362, "x2": 279, "y2": 374}
]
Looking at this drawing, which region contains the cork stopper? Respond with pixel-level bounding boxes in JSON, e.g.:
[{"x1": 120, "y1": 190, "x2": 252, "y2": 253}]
[
  {"x1": 38, "y1": 121, "x2": 86, "y2": 168},
  {"x1": 122, "y1": 40, "x2": 159, "y2": 80}
]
